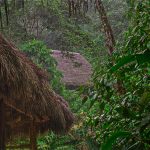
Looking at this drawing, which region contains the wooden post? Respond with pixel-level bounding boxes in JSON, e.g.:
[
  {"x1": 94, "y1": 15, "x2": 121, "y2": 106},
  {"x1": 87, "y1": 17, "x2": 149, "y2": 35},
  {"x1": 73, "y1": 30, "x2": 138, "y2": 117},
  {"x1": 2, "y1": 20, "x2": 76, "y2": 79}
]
[
  {"x1": 0, "y1": 99, "x2": 6, "y2": 150},
  {"x1": 30, "y1": 120, "x2": 37, "y2": 150}
]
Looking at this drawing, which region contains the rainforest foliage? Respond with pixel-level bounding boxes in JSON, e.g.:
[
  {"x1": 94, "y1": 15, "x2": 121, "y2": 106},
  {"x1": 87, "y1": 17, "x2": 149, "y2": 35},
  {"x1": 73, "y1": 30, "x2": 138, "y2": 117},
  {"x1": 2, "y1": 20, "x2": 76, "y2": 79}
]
[{"x1": 1, "y1": 0, "x2": 149, "y2": 149}]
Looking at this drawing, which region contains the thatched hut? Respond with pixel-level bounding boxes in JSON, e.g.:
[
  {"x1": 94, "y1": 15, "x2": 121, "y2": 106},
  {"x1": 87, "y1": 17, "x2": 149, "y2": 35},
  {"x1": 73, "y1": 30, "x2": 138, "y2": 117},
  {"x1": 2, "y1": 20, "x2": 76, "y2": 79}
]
[
  {"x1": 0, "y1": 34, "x2": 74, "y2": 150},
  {"x1": 51, "y1": 50, "x2": 92, "y2": 89}
]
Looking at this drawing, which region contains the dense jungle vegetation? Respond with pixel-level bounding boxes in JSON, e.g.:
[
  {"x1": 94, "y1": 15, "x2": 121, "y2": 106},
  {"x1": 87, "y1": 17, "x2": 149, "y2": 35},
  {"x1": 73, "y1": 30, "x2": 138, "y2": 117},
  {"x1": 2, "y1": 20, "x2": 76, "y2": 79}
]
[{"x1": 0, "y1": 0, "x2": 149, "y2": 149}]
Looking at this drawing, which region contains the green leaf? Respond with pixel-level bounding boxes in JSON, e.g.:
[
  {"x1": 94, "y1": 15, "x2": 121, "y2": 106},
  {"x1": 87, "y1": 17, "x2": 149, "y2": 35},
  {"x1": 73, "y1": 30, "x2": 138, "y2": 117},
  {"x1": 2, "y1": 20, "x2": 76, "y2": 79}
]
[
  {"x1": 110, "y1": 55, "x2": 135, "y2": 73},
  {"x1": 86, "y1": 138, "x2": 99, "y2": 150},
  {"x1": 101, "y1": 131, "x2": 131, "y2": 150},
  {"x1": 136, "y1": 50, "x2": 150, "y2": 64},
  {"x1": 82, "y1": 96, "x2": 88, "y2": 104},
  {"x1": 89, "y1": 98, "x2": 97, "y2": 108},
  {"x1": 147, "y1": 41, "x2": 150, "y2": 49},
  {"x1": 110, "y1": 50, "x2": 150, "y2": 73}
]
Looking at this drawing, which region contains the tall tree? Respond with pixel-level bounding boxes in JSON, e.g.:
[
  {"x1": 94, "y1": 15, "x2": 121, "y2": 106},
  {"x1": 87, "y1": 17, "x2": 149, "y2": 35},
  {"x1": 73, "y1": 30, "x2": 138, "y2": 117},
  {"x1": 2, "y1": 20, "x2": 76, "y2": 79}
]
[
  {"x1": 4, "y1": 0, "x2": 9, "y2": 25},
  {"x1": 95, "y1": 0, "x2": 115, "y2": 55},
  {"x1": 67, "y1": 0, "x2": 115, "y2": 54},
  {"x1": 0, "y1": 7, "x2": 3, "y2": 29}
]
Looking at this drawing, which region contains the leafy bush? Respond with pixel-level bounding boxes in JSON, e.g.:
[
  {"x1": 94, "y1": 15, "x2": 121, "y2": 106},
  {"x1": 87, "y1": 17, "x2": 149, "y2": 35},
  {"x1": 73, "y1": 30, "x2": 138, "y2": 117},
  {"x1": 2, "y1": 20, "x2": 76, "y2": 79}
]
[
  {"x1": 20, "y1": 39, "x2": 63, "y2": 93},
  {"x1": 78, "y1": 1, "x2": 150, "y2": 149}
]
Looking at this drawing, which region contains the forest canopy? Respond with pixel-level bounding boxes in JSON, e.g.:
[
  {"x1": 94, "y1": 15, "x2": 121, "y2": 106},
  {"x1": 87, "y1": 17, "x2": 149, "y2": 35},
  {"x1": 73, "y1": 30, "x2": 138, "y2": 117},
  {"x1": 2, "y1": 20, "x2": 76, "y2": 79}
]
[{"x1": 0, "y1": 0, "x2": 150, "y2": 150}]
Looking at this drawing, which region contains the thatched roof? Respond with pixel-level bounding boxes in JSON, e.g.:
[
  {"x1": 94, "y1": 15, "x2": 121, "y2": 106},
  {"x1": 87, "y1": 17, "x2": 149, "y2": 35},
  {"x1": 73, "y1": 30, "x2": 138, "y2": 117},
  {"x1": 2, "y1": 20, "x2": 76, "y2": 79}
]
[
  {"x1": 0, "y1": 34, "x2": 74, "y2": 139},
  {"x1": 51, "y1": 50, "x2": 92, "y2": 89}
]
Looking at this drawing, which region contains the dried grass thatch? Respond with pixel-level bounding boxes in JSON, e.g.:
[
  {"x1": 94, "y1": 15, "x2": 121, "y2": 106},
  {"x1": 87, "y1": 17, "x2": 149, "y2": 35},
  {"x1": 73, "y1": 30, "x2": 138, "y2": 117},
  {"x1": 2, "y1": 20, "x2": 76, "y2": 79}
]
[
  {"x1": 0, "y1": 34, "x2": 74, "y2": 139},
  {"x1": 51, "y1": 50, "x2": 92, "y2": 89}
]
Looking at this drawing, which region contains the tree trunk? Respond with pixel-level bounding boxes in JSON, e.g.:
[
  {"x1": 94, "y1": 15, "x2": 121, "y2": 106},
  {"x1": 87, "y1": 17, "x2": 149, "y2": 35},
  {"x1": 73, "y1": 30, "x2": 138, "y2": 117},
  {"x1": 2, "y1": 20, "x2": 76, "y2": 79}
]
[
  {"x1": 4, "y1": 0, "x2": 9, "y2": 26},
  {"x1": 0, "y1": 99, "x2": 6, "y2": 150},
  {"x1": 68, "y1": 0, "x2": 72, "y2": 17},
  {"x1": 96, "y1": 0, "x2": 125, "y2": 93},
  {"x1": 0, "y1": 7, "x2": 3, "y2": 29},
  {"x1": 96, "y1": 0, "x2": 115, "y2": 55}
]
